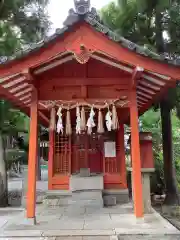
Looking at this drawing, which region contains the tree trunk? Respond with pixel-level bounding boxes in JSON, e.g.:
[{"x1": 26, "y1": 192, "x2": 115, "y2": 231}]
[
  {"x1": 0, "y1": 134, "x2": 8, "y2": 206},
  {"x1": 160, "y1": 100, "x2": 180, "y2": 205},
  {"x1": 155, "y1": 10, "x2": 180, "y2": 205}
]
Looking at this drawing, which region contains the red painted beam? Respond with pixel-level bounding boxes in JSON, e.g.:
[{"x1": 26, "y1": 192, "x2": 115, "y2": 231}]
[
  {"x1": 0, "y1": 84, "x2": 48, "y2": 127},
  {"x1": 131, "y1": 66, "x2": 144, "y2": 88},
  {"x1": 139, "y1": 80, "x2": 176, "y2": 115},
  {"x1": 38, "y1": 77, "x2": 131, "y2": 87}
]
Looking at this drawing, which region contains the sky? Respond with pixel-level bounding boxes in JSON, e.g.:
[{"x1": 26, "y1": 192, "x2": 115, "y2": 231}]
[{"x1": 48, "y1": 0, "x2": 113, "y2": 32}]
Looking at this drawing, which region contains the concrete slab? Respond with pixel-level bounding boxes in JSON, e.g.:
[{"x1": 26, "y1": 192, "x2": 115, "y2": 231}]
[
  {"x1": 42, "y1": 229, "x2": 115, "y2": 237},
  {"x1": 85, "y1": 205, "x2": 133, "y2": 215},
  {"x1": 0, "y1": 203, "x2": 179, "y2": 238},
  {"x1": 84, "y1": 214, "x2": 111, "y2": 222},
  {"x1": 63, "y1": 206, "x2": 86, "y2": 216},
  {"x1": 56, "y1": 237, "x2": 83, "y2": 240},
  {"x1": 117, "y1": 236, "x2": 180, "y2": 240},
  {"x1": 82, "y1": 237, "x2": 111, "y2": 240},
  {"x1": 0, "y1": 230, "x2": 43, "y2": 237},
  {"x1": 0, "y1": 238, "x2": 53, "y2": 240},
  {"x1": 0, "y1": 219, "x2": 8, "y2": 228},
  {"x1": 83, "y1": 223, "x2": 113, "y2": 230},
  {"x1": 1, "y1": 237, "x2": 180, "y2": 240},
  {"x1": 39, "y1": 207, "x2": 66, "y2": 216},
  {"x1": 36, "y1": 214, "x2": 62, "y2": 223}
]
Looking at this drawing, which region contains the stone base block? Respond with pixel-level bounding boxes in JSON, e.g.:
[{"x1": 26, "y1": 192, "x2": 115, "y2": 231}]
[
  {"x1": 72, "y1": 190, "x2": 103, "y2": 208},
  {"x1": 103, "y1": 195, "x2": 116, "y2": 206},
  {"x1": 70, "y1": 175, "x2": 103, "y2": 192},
  {"x1": 103, "y1": 189, "x2": 129, "y2": 204},
  {"x1": 80, "y1": 168, "x2": 90, "y2": 177},
  {"x1": 22, "y1": 217, "x2": 36, "y2": 226},
  {"x1": 36, "y1": 194, "x2": 45, "y2": 204}
]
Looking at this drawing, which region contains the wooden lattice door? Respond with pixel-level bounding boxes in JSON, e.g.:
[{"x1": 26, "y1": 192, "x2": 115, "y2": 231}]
[
  {"x1": 54, "y1": 134, "x2": 71, "y2": 175},
  {"x1": 71, "y1": 131, "x2": 103, "y2": 174},
  {"x1": 88, "y1": 133, "x2": 103, "y2": 173}
]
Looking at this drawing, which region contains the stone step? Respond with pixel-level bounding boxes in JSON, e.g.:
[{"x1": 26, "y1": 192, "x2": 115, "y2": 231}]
[
  {"x1": 43, "y1": 192, "x2": 73, "y2": 207},
  {"x1": 43, "y1": 190, "x2": 103, "y2": 207},
  {"x1": 72, "y1": 189, "x2": 103, "y2": 208},
  {"x1": 70, "y1": 198, "x2": 103, "y2": 207},
  {"x1": 43, "y1": 197, "x2": 74, "y2": 207},
  {"x1": 72, "y1": 190, "x2": 102, "y2": 200}
]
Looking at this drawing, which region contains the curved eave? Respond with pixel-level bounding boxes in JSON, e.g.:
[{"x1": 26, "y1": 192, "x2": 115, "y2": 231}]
[
  {"x1": 0, "y1": 19, "x2": 178, "y2": 121},
  {"x1": 0, "y1": 21, "x2": 179, "y2": 80},
  {"x1": 0, "y1": 51, "x2": 176, "y2": 118}
]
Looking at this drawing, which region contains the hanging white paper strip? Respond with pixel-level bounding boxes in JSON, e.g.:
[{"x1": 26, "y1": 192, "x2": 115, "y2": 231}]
[
  {"x1": 76, "y1": 105, "x2": 81, "y2": 134},
  {"x1": 105, "y1": 109, "x2": 112, "y2": 131},
  {"x1": 87, "y1": 107, "x2": 96, "y2": 134},
  {"x1": 57, "y1": 107, "x2": 63, "y2": 134}
]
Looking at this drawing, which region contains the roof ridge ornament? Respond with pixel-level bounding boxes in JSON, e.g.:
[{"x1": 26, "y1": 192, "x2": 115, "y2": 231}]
[{"x1": 74, "y1": 0, "x2": 90, "y2": 15}]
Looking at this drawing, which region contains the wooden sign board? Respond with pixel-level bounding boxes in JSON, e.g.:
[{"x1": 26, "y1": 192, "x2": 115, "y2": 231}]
[{"x1": 104, "y1": 141, "x2": 116, "y2": 158}]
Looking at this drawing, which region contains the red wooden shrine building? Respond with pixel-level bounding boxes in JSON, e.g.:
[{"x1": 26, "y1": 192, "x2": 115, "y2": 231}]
[{"x1": 0, "y1": 0, "x2": 180, "y2": 222}]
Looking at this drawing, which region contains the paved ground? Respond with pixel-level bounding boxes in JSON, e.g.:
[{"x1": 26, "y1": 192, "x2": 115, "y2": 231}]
[
  {"x1": 0, "y1": 203, "x2": 178, "y2": 239},
  {"x1": 1, "y1": 236, "x2": 180, "y2": 240},
  {"x1": 5, "y1": 170, "x2": 180, "y2": 239}
]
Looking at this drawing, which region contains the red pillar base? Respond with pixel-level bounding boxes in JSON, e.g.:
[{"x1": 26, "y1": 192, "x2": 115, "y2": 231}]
[{"x1": 23, "y1": 217, "x2": 36, "y2": 226}]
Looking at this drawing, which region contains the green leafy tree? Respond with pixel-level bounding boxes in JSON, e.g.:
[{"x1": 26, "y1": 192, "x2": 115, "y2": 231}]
[
  {"x1": 141, "y1": 109, "x2": 180, "y2": 192},
  {"x1": 0, "y1": 0, "x2": 50, "y2": 206},
  {"x1": 0, "y1": 0, "x2": 50, "y2": 56},
  {"x1": 101, "y1": 0, "x2": 180, "y2": 205},
  {"x1": 0, "y1": 101, "x2": 28, "y2": 206}
]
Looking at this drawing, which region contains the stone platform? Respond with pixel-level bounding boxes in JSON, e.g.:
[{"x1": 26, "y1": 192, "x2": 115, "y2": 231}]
[{"x1": 0, "y1": 203, "x2": 179, "y2": 239}]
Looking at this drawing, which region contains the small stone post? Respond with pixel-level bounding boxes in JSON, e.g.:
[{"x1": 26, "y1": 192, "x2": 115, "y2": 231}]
[
  {"x1": 141, "y1": 169, "x2": 155, "y2": 213},
  {"x1": 128, "y1": 168, "x2": 154, "y2": 214},
  {"x1": 128, "y1": 132, "x2": 155, "y2": 214}
]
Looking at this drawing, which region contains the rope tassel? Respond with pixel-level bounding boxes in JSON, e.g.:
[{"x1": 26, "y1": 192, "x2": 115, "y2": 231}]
[
  {"x1": 50, "y1": 107, "x2": 56, "y2": 131},
  {"x1": 97, "y1": 109, "x2": 104, "y2": 134},
  {"x1": 112, "y1": 105, "x2": 119, "y2": 130},
  {"x1": 66, "y1": 109, "x2": 72, "y2": 136},
  {"x1": 80, "y1": 106, "x2": 86, "y2": 131}
]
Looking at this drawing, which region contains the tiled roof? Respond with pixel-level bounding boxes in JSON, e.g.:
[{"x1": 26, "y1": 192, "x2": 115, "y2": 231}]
[
  {"x1": 0, "y1": 1, "x2": 177, "y2": 114},
  {"x1": 0, "y1": 1, "x2": 180, "y2": 66}
]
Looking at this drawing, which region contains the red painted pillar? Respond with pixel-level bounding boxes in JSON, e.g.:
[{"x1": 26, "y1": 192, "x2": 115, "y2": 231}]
[
  {"x1": 130, "y1": 90, "x2": 144, "y2": 218},
  {"x1": 48, "y1": 107, "x2": 55, "y2": 190},
  {"x1": 27, "y1": 89, "x2": 38, "y2": 221},
  {"x1": 117, "y1": 124, "x2": 127, "y2": 188}
]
